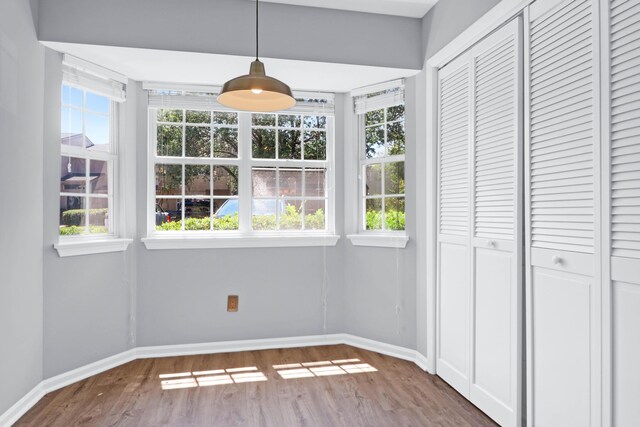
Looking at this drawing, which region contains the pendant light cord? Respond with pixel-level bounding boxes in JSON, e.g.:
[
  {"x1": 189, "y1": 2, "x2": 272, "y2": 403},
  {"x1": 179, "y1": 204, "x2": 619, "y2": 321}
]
[{"x1": 255, "y1": 0, "x2": 259, "y2": 60}]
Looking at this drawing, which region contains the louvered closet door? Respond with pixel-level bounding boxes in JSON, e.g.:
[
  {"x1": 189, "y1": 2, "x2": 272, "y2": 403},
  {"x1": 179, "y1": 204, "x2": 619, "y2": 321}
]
[
  {"x1": 607, "y1": 0, "x2": 640, "y2": 424},
  {"x1": 437, "y1": 18, "x2": 523, "y2": 427},
  {"x1": 436, "y1": 51, "x2": 472, "y2": 397},
  {"x1": 469, "y1": 18, "x2": 522, "y2": 427},
  {"x1": 526, "y1": 0, "x2": 600, "y2": 425}
]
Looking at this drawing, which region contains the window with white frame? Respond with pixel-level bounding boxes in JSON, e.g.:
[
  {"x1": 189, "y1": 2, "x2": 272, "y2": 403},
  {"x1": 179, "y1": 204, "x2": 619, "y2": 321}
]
[
  {"x1": 355, "y1": 82, "x2": 406, "y2": 232},
  {"x1": 147, "y1": 89, "x2": 334, "y2": 235},
  {"x1": 59, "y1": 58, "x2": 125, "y2": 237}
]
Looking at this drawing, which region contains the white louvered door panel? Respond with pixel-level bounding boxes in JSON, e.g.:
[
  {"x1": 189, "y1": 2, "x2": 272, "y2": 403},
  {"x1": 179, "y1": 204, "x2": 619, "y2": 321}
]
[
  {"x1": 607, "y1": 0, "x2": 640, "y2": 425},
  {"x1": 437, "y1": 18, "x2": 523, "y2": 427},
  {"x1": 529, "y1": 0, "x2": 596, "y2": 255},
  {"x1": 526, "y1": 0, "x2": 601, "y2": 426},
  {"x1": 470, "y1": 18, "x2": 522, "y2": 427},
  {"x1": 436, "y1": 51, "x2": 472, "y2": 398},
  {"x1": 610, "y1": 0, "x2": 640, "y2": 261}
]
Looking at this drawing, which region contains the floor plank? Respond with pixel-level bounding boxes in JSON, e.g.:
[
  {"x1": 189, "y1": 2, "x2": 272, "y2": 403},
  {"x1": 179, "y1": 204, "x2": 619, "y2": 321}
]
[{"x1": 15, "y1": 345, "x2": 497, "y2": 426}]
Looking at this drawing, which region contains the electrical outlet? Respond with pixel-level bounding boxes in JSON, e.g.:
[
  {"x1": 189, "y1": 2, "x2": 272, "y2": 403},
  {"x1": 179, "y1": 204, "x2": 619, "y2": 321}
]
[{"x1": 227, "y1": 295, "x2": 239, "y2": 312}]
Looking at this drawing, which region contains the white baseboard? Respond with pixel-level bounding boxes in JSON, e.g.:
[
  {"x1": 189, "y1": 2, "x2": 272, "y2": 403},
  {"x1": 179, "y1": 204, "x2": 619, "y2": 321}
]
[
  {"x1": 342, "y1": 334, "x2": 430, "y2": 371},
  {"x1": 42, "y1": 349, "x2": 137, "y2": 393},
  {"x1": 135, "y1": 334, "x2": 345, "y2": 358},
  {"x1": 0, "y1": 383, "x2": 45, "y2": 427},
  {"x1": 0, "y1": 334, "x2": 429, "y2": 427}
]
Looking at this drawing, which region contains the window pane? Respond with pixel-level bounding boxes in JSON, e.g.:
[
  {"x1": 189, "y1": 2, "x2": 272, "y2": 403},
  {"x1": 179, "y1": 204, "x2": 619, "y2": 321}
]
[
  {"x1": 185, "y1": 126, "x2": 211, "y2": 157},
  {"x1": 185, "y1": 165, "x2": 210, "y2": 195},
  {"x1": 304, "y1": 200, "x2": 326, "y2": 230},
  {"x1": 86, "y1": 92, "x2": 109, "y2": 114},
  {"x1": 279, "y1": 168, "x2": 302, "y2": 197},
  {"x1": 88, "y1": 197, "x2": 109, "y2": 234},
  {"x1": 278, "y1": 129, "x2": 301, "y2": 159},
  {"x1": 157, "y1": 124, "x2": 182, "y2": 156},
  {"x1": 305, "y1": 169, "x2": 326, "y2": 197},
  {"x1": 252, "y1": 167, "x2": 277, "y2": 197},
  {"x1": 365, "y1": 109, "x2": 384, "y2": 126},
  {"x1": 155, "y1": 199, "x2": 177, "y2": 230},
  {"x1": 365, "y1": 125, "x2": 385, "y2": 158},
  {"x1": 62, "y1": 85, "x2": 82, "y2": 108},
  {"x1": 252, "y1": 199, "x2": 277, "y2": 230},
  {"x1": 280, "y1": 200, "x2": 303, "y2": 230},
  {"x1": 252, "y1": 128, "x2": 276, "y2": 159},
  {"x1": 385, "y1": 197, "x2": 405, "y2": 231},
  {"x1": 213, "y1": 127, "x2": 238, "y2": 158},
  {"x1": 85, "y1": 112, "x2": 110, "y2": 148},
  {"x1": 90, "y1": 159, "x2": 109, "y2": 194},
  {"x1": 214, "y1": 166, "x2": 238, "y2": 196},
  {"x1": 278, "y1": 114, "x2": 301, "y2": 128},
  {"x1": 183, "y1": 198, "x2": 211, "y2": 231},
  {"x1": 252, "y1": 113, "x2": 276, "y2": 126},
  {"x1": 303, "y1": 131, "x2": 326, "y2": 160},
  {"x1": 59, "y1": 196, "x2": 86, "y2": 235},
  {"x1": 303, "y1": 115, "x2": 326, "y2": 129},
  {"x1": 155, "y1": 164, "x2": 182, "y2": 195},
  {"x1": 387, "y1": 121, "x2": 405, "y2": 155},
  {"x1": 365, "y1": 198, "x2": 383, "y2": 230},
  {"x1": 214, "y1": 112, "x2": 238, "y2": 125},
  {"x1": 60, "y1": 157, "x2": 86, "y2": 193},
  {"x1": 156, "y1": 198, "x2": 180, "y2": 230},
  {"x1": 385, "y1": 161, "x2": 405, "y2": 195},
  {"x1": 213, "y1": 198, "x2": 239, "y2": 230},
  {"x1": 157, "y1": 109, "x2": 183, "y2": 123},
  {"x1": 387, "y1": 105, "x2": 405, "y2": 122},
  {"x1": 365, "y1": 164, "x2": 382, "y2": 196},
  {"x1": 61, "y1": 107, "x2": 82, "y2": 143},
  {"x1": 186, "y1": 110, "x2": 211, "y2": 124}
]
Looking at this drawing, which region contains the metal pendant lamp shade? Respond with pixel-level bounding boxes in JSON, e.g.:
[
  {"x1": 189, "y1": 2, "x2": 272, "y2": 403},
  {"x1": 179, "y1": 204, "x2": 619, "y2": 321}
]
[{"x1": 218, "y1": 0, "x2": 295, "y2": 112}]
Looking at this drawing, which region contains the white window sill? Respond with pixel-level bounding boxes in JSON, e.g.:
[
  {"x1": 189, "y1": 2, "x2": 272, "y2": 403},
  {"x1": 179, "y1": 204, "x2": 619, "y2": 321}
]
[
  {"x1": 54, "y1": 238, "x2": 134, "y2": 257},
  {"x1": 347, "y1": 234, "x2": 409, "y2": 248},
  {"x1": 142, "y1": 234, "x2": 341, "y2": 250}
]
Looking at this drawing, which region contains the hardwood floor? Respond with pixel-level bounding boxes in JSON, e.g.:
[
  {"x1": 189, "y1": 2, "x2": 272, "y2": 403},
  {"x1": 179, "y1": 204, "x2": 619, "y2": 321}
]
[{"x1": 15, "y1": 345, "x2": 497, "y2": 426}]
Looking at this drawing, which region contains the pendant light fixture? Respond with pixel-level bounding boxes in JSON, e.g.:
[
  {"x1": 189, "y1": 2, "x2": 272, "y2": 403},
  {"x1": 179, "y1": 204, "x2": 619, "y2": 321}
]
[{"x1": 217, "y1": 0, "x2": 296, "y2": 112}]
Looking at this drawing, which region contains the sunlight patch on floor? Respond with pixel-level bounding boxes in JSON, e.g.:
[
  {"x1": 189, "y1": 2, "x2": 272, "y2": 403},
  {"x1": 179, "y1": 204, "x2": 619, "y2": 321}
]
[
  {"x1": 274, "y1": 358, "x2": 378, "y2": 379},
  {"x1": 160, "y1": 366, "x2": 267, "y2": 390}
]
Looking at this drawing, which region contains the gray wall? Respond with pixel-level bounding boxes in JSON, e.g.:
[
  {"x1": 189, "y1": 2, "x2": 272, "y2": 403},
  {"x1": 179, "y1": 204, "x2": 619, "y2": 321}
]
[
  {"x1": 36, "y1": 0, "x2": 423, "y2": 70},
  {"x1": 342, "y1": 77, "x2": 418, "y2": 350},
  {"x1": 41, "y1": 52, "x2": 137, "y2": 378},
  {"x1": 0, "y1": 0, "x2": 44, "y2": 416},
  {"x1": 422, "y1": 0, "x2": 502, "y2": 60},
  {"x1": 134, "y1": 89, "x2": 346, "y2": 347},
  {"x1": 0, "y1": 0, "x2": 513, "y2": 416}
]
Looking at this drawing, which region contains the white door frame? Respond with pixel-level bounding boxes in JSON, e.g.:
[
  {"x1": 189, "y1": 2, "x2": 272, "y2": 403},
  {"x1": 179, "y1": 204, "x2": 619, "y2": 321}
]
[{"x1": 422, "y1": 0, "x2": 534, "y2": 376}]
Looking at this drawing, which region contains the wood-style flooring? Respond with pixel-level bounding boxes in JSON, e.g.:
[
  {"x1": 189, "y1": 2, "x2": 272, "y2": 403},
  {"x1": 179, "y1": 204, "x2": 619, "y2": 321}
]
[{"x1": 15, "y1": 345, "x2": 497, "y2": 426}]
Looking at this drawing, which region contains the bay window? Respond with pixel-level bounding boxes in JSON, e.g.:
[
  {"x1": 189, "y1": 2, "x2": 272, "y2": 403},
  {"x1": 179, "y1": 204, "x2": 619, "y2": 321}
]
[{"x1": 146, "y1": 87, "x2": 335, "y2": 243}]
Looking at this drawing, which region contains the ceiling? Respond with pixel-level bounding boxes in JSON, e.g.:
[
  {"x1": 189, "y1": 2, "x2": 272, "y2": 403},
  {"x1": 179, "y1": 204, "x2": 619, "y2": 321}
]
[
  {"x1": 44, "y1": 42, "x2": 420, "y2": 93},
  {"x1": 259, "y1": 0, "x2": 439, "y2": 18}
]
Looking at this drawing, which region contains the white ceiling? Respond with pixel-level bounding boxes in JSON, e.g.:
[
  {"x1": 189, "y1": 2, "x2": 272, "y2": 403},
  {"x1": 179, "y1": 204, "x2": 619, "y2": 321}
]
[
  {"x1": 43, "y1": 42, "x2": 419, "y2": 93},
  {"x1": 259, "y1": 0, "x2": 439, "y2": 18}
]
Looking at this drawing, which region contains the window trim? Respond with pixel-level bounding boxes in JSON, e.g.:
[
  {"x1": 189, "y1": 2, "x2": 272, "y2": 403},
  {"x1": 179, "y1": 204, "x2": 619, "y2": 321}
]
[
  {"x1": 357, "y1": 105, "x2": 407, "y2": 236},
  {"x1": 345, "y1": 82, "x2": 409, "y2": 248},
  {"x1": 146, "y1": 107, "x2": 336, "y2": 243},
  {"x1": 346, "y1": 233, "x2": 408, "y2": 249},
  {"x1": 142, "y1": 235, "x2": 340, "y2": 250},
  {"x1": 54, "y1": 237, "x2": 134, "y2": 257},
  {"x1": 58, "y1": 85, "x2": 119, "y2": 242}
]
